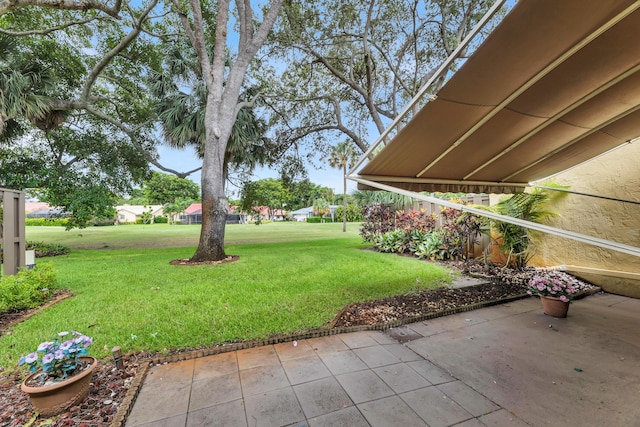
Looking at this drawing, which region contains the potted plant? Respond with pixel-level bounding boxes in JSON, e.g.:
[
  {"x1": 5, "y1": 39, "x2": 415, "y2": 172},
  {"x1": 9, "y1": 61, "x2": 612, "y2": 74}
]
[
  {"x1": 18, "y1": 330, "x2": 96, "y2": 416},
  {"x1": 527, "y1": 271, "x2": 579, "y2": 318}
]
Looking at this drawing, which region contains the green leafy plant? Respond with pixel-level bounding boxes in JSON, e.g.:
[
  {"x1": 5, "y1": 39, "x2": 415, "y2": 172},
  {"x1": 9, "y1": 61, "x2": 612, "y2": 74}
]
[
  {"x1": 414, "y1": 231, "x2": 447, "y2": 260},
  {"x1": 0, "y1": 264, "x2": 57, "y2": 314},
  {"x1": 489, "y1": 186, "x2": 567, "y2": 269},
  {"x1": 18, "y1": 331, "x2": 92, "y2": 381}
]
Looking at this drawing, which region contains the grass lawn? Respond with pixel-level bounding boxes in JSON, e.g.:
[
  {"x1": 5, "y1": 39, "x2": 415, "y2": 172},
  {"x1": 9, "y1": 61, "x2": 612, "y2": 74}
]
[{"x1": 1, "y1": 223, "x2": 454, "y2": 371}]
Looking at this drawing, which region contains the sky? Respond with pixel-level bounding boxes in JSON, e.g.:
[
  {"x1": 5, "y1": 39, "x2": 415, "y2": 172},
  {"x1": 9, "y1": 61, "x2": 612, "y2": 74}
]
[{"x1": 154, "y1": 145, "x2": 358, "y2": 200}]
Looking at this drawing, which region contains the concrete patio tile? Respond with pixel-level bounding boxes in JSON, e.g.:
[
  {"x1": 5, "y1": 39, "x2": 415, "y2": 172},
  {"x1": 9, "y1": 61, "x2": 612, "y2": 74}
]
[
  {"x1": 188, "y1": 371, "x2": 242, "y2": 412},
  {"x1": 335, "y1": 370, "x2": 394, "y2": 404},
  {"x1": 143, "y1": 359, "x2": 194, "y2": 386},
  {"x1": 193, "y1": 351, "x2": 238, "y2": 381},
  {"x1": 307, "y1": 335, "x2": 349, "y2": 353},
  {"x1": 406, "y1": 359, "x2": 455, "y2": 385},
  {"x1": 386, "y1": 325, "x2": 425, "y2": 343},
  {"x1": 401, "y1": 386, "x2": 474, "y2": 427},
  {"x1": 307, "y1": 406, "x2": 370, "y2": 427},
  {"x1": 368, "y1": 330, "x2": 398, "y2": 345},
  {"x1": 318, "y1": 350, "x2": 367, "y2": 375},
  {"x1": 373, "y1": 363, "x2": 431, "y2": 393},
  {"x1": 353, "y1": 344, "x2": 401, "y2": 368},
  {"x1": 274, "y1": 339, "x2": 316, "y2": 361},
  {"x1": 281, "y1": 355, "x2": 331, "y2": 385},
  {"x1": 125, "y1": 382, "x2": 191, "y2": 426},
  {"x1": 186, "y1": 399, "x2": 247, "y2": 427},
  {"x1": 478, "y1": 409, "x2": 529, "y2": 426},
  {"x1": 455, "y1": 418, "x2": 487, "y2": 427},
  {"x1": 240, "y1": 364, "x2": 290, "y2": 396},
  {"x1": 237, "y1": 345, "x2": 279, "y2": 370},
  {"x1": 436, "y1": 380, "x2": 499, "y2": 417},
  {"x1": 339, "y1": 331, "x2": 379, "y2": 349},
  {"x1": 128, "y1": 413, "x2": 187, "y2": 427},
  {"x1": 382, "y1": 343, "x2": 424, "y2": 362},
  {"x1": 293, "y1": 377, "x2": 353, "y2": 419},
  {"x1": 406, "y1": 318, "x2": 451, "y2": 337},
  {"x1": 244, "y1": 387, "x2": 305, "y2": 427},
  {"x1": 358, "y1": 396, "x2": 427, "y2": 427}
]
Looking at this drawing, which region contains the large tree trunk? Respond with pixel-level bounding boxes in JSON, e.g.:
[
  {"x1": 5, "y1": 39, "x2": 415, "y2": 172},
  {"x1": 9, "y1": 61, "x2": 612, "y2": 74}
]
[
  {"x1": 190, "y1": 152, "x2": 227, "y2": 261},
  {"x1": 190, "y1": 98, "x2": 233, "y2": 262}
]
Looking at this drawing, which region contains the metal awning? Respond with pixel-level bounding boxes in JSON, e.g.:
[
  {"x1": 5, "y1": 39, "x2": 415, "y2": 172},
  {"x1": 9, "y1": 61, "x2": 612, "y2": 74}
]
[{"x1": 352, "y1": 0, "x2": 640, "y2": 194}]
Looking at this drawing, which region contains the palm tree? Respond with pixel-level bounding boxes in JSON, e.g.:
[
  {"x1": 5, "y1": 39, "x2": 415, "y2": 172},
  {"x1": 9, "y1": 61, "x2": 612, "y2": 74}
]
[
  {"x1": 328, "y1": 141, "x2": 358, "y2": 232},
  {"x1": 490, "y1": 186, "x2": 567, "y2": 269},
  {"x1": 313, "y1": 198, "x2": 330, "y2": 221},
  {"x1": 0, "y1": 35, "x2": 55, "y2": 140},
  {"x1": 150, "y1": 43, "x2": 269, "y2": 183}
]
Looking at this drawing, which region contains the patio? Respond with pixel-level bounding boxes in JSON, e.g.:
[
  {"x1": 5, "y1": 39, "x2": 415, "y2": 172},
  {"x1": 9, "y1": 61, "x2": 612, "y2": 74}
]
[{"x1": 124, "y1": 292, "x2": 640, "y2": 426}]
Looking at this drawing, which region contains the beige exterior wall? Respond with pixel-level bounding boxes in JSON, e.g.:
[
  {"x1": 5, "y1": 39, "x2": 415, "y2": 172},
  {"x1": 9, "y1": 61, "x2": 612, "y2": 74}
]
[{"x1": 530, "y1": 142, "x2": 640, "y2": 298}]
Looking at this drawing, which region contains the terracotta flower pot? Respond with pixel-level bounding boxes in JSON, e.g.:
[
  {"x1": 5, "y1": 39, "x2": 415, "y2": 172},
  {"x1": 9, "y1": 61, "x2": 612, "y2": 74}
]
[
  {"x1": 21, "y1": 356, "x2": 97, "y2": 417},
  {"x1": 540, "y1": 295, "x2": 570, "y2": 318}
]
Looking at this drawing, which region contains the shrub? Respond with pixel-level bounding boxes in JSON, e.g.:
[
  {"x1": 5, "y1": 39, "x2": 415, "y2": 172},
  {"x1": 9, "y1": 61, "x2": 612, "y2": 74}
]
[
  {"x1": 89, "y1": 218, "x2": 115, "y2": 226},
  {"x1": 25, "y1": 218, "x2": 69, "y2": 227},
  {"x1": 360, "y1": 204, "x2": 395, "y2": 242},
  {"x1": 335, "y1": 204, "x2": 363, "y2": 222},
  {"x1": 396, "y1": 209, "x2": 437, "y2": 233},
  {"x1": 414, "y1": 231, "x2": 447, "y2": 260},
  {"x1": 306, "y1": 217, "x2": 333, "y2": 223},
  {"x1": 153, "y1": 215, "x2": 168, "y2": 224},
  {"x1": 0, "y1": 264, "x2": 58, "y2": 314},
  {"x1": 26, "y1": 241, "x2": 71, "y2": 258},
  {"x1": 440, "y1": 205, "x2": 484, "y2": 261}
]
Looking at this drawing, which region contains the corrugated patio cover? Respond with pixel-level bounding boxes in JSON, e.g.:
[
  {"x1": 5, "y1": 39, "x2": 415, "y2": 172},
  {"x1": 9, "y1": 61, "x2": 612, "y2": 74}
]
[{"x1": 357, "y1": 0, "x2": 640, "y2": 193}]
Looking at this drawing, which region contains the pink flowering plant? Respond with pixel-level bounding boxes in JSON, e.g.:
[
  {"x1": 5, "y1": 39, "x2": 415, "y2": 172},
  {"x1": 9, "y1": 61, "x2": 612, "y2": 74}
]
[
  {"x1": 18, "y1": 330, "x2": 93, "y2": 381},
  {"x1": 527, "y1": 271, "x2": 579, "y2": 302}
]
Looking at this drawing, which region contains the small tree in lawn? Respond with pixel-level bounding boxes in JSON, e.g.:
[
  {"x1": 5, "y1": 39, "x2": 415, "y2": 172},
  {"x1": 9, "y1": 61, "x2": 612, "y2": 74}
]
[
  {"x1": 328, "y1": 141, "x2": 358, "y2": 232},
  {"x1": 313, "y1": 198, "x2": 330, "y2": 222}
]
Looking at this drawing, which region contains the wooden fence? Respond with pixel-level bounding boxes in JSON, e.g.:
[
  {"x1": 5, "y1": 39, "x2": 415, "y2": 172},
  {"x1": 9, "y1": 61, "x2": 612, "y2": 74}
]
[{"x1": 1, "y1": 188, "x2": 26, "y2": 275}]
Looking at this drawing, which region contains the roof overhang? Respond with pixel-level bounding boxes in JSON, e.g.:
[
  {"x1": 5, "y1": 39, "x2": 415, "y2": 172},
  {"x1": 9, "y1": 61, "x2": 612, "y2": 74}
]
[{"x1": 352, "y1": 0, "x2": 640, "y2": 194}]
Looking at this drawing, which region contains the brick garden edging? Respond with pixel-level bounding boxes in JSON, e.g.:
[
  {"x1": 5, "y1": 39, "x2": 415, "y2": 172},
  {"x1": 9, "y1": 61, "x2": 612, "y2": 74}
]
[{"x1": 110, "y1": 288, "x2": 600, "y2": 427}]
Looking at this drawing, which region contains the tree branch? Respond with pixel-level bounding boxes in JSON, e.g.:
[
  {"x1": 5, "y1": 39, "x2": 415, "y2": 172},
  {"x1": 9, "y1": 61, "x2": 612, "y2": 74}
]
[
  {"x1": 0, "y1": 15, "x2": 105, "y2": 36},
  {"x1": 0, "y1": 0, "x2": 122, "y2": 18},
  {"x1": 80, "y1": 0, "x2": 158, "y2": 102}
]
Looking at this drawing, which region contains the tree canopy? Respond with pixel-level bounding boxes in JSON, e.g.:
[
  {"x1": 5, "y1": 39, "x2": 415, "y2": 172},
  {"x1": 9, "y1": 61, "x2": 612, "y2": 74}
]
[
  {"x1": 264, "y1": 0, "x2": 500, "y2": 159},
  {"x1": 143, "y1": 172, "x2": 200, "y2": 205},
  {"x1": 1, "y1": 0, "x2": 284, "y2": 261}
]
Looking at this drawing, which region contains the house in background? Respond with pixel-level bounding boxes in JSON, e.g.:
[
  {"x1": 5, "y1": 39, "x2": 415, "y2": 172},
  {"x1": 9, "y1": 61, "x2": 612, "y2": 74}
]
[
  {"x1": 25, "y1": 202, "x2": 69, "y2": 219},
  {"x1": 25, "y1": 202, "x2": 51, "y2": 214},
  {"x1": 289, "y1": 205, "x2": 340, "y2": 222},
  {"x1": 246, "y1": 206, "x2": 286, "y2": 222},
  {"x1": 179, "y1": 203, "x2": 246, "y2": 224},
  {"x1": 115, "y1": 205, "x2": 164, "y2": 224}
]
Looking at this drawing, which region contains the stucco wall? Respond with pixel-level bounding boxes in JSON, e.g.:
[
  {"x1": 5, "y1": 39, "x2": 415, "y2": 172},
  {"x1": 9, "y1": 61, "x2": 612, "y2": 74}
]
[{"x1": 530, "y1": 142, "x2": 640, "y2": 297}]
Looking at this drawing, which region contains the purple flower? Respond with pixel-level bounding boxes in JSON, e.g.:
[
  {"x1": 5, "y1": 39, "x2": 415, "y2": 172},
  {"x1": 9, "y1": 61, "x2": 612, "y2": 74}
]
[
  {"x1": 58, "y1": 331, "x2": 69, "y2": 337},
  {"x1": 42, "y1": 353, "x2": 54, "y2": 364},
  {"x1": 537, "y1": 283, "x2": 546, "y2": 291},
  {"x1": 25, "y1": 352, "x2": 38, "y2": 364},
  {"x1": 54, "y1": 350, "x2": 65, "y2": 360},
  {"x1": 37, "y1": 341, "x2": 53, "y2": 351},
  {"x1": 560, "y1": 295, "x2": 569, "y2": 302},
  {"x1": 60, "y1": 340, "x2": 74, "y2": 350}
]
